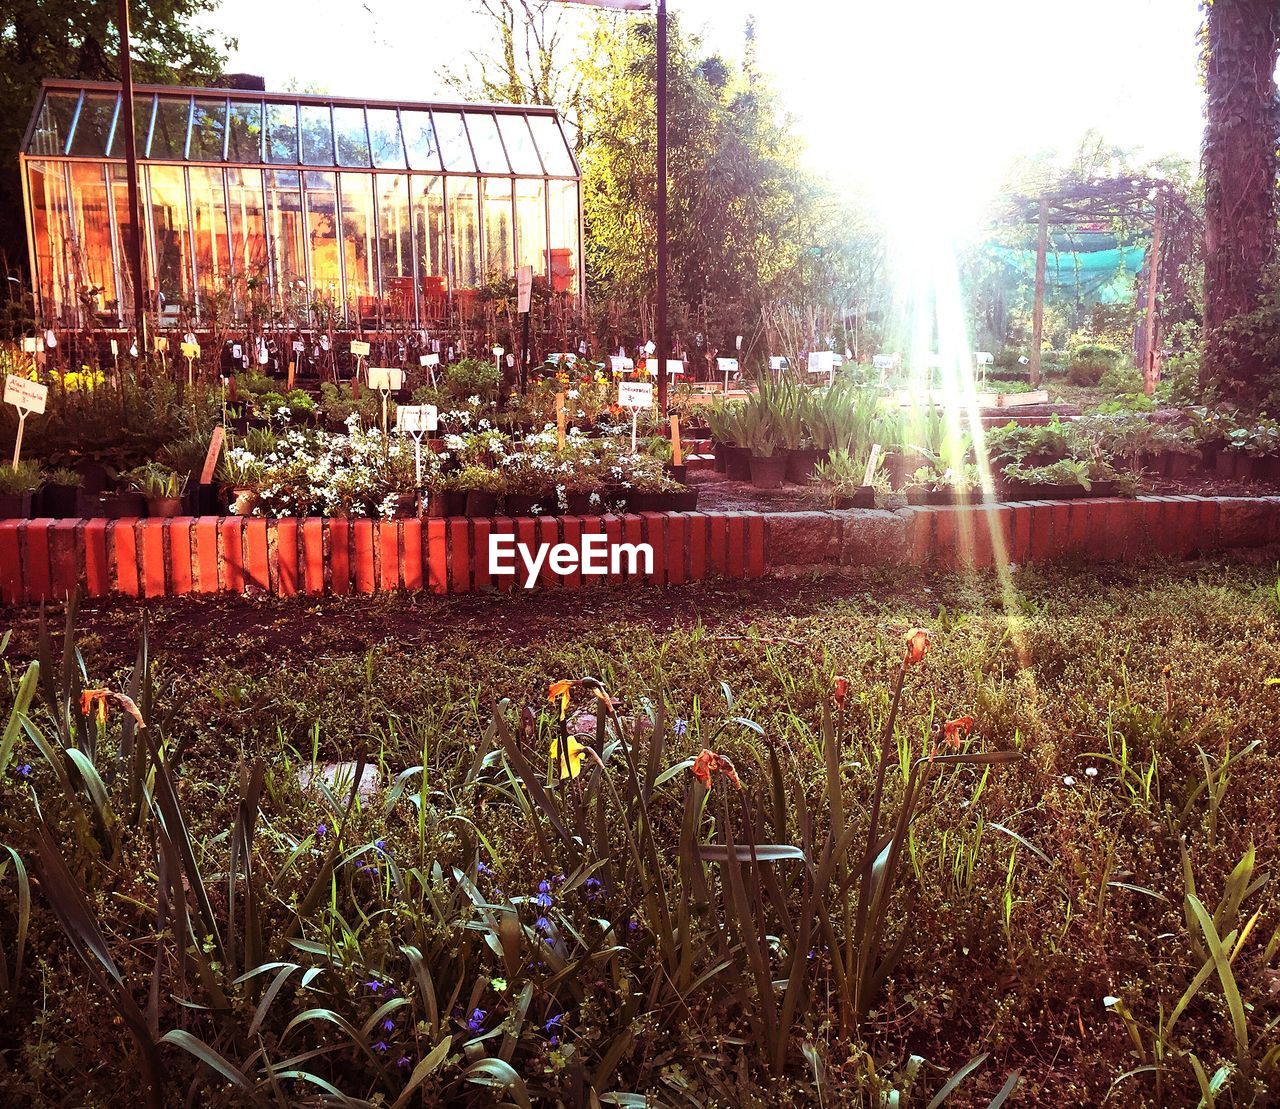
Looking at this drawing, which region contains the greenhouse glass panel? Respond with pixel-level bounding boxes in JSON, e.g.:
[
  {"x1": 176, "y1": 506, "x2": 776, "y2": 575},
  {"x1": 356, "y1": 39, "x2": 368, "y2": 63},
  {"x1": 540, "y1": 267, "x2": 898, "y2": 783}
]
[
  {"x1": 433, "y1": 111, "x2": 476, "y2": 173},
  {"x1": 339, "y1": 172, "x2": 376, "y2": 309},
  {"x1": 334, "y1": 106, "x2": 371, "y2": 168},
  {"x1": 514, "y1": 178, "x2": 546, "y2": 277},
  {"x1": 401, "y1": 111, "x2": 441, "y2": 171},
  {"x1": 411, "y1": 175, "x2": 447, "y2": 316},
  {"x1": 497, "y1": 114, "x2": 543, "y2": 175},
  {"x1": 27, "y1": 162, "x2": 71, "y2": 316},
  {"x1": 150, "y1": 97, "x2": 192, "y2": 160},
  {"x1": 226, "y1": 169, "x2": 269, "y2": 296},
  {"x1": 465, "y1": 113, "x2": 510, "y2": 174},
  {"x1": 67, "y1": 162, "x2": 117, "y2": 312},
  {"x1": 304, "y1": 170, "x2": 340, "y2": 295},
  {"x1": 29, "y1": 92, "x2": 79, "y2": 156},
  {"x1": 367, "y1": 109, "x2": 406, "y2": 169},
  {"x1": 529, "y1": 114, "x2": 575, "y2": 176},
  {"x1": 482, "y1": 177, "x2": 514, "y2": 280},
  {"x1": 547, "y1": 178, "x2": 579, "y2": 295},
  {"x1": 188, "y1": 98, "x2": 228, "y2": 161},
  {"x1": 300, "y1": 105, "x2": 335, "y2": 164},
  {"x1": 266, "y1": 170, "x2": 305, "y2": 290},
  {"x1": 109, "y1": 165, "x2": 150, "y2": 315},
  {"x1": 189, "y1": 166, "x2": 231, "y2": 311},
  {"x1": 375, "y1": 174, "x2": 413, "y2": 318},
  {"x1": 108, "y1": 95, "x2": 155, "y2": 158},
  {"x1": 228, "y1": 101, "x2": 263, "y2": 162},
  {"x1": 447, "y1": 177, "x2": 480, "y2": 289},
  {"x1": 68, "y1": 94, "x2": 118, "y2": 157},
  {"x1": 266, "y1": 102, "x2": 299, "y2": 163},
  {"x1": 147, "y1": 165, "x2": 194, "y2": 310}
]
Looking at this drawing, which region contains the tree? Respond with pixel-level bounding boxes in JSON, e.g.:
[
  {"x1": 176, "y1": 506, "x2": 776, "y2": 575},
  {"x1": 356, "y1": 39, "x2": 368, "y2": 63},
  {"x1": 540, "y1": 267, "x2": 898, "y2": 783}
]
[
  {"x1": 0, "y1": 0, "x2": 232, "y2": 276},
  {"x1": 1201, "y1": 0, "x2": 1280, "y2": 401}
]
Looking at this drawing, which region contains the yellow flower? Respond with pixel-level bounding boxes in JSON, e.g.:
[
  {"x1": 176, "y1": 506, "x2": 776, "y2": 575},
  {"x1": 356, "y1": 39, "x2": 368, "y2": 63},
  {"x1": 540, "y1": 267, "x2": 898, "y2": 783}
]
[
  {"x1": 548, "y1": 679, "x2": 574, "y2": 720},
  {"x1": 550, "y1": 735, "x2": 586, "y2": 779}
]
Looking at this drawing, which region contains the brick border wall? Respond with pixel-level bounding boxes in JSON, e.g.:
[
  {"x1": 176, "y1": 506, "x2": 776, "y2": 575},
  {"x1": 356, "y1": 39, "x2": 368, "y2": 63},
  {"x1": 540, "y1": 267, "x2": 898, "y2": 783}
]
[{"x1": 1, "y1": 495, "x2": 1277, "y2": 605}]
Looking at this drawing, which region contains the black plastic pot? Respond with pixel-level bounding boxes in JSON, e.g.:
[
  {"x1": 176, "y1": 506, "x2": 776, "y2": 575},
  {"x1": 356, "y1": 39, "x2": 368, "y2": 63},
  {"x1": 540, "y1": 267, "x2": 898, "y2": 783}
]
[
  {"x1": 87, "y1": 491, "x2": 148, "y2": 518},
  {"x1": 664, "y1": 463, "x2": 688, "y2": 484},
  {"x1": 444, "y1": 491, "x2": 468, "y2": 517},
  {"x1": 834, "y1": 487, "x2": 876, "y2": 509},
  {"x1": 1214, "y1": 452, "x2": 1238, "y2": 480},
  {"x1": 505, "y1": 493, "x2": 553, "y2": 517},
  {"x1": 669, "y1": 488, "x2": 700, "y2": 512},
  {"x1": 748, "y1": 453, "x2": 788, "y2": 489},
  {"x1": 785, "y1": 447, "x2": 824, "y2": 484},
  {"x1": 0, "y1": 492, "x2": 32, "y2": 519},
  {"x1": 724, "y1": 445, "x2": 753, "y2": 481},
  {"x1": 465, "y1": 491, "x2": 498, "y2": 517},
  {"x1": 926, "y1": 489, "x2": 983, "y2": 505},
  {"x1": 183, "y1": 483, "x2": 222, "y2": 515},
  {"x1": 712, "y1": 442, "x2": 729, "y2": 474},
  {"x1": 38, "y1": 483, "x2": 83, "y2": 518},
  {"x1": 1089, "y1": 480, "x2": 1119, "y2": 498},
  {"x1": 629, "y1": 492, "x2": 675, "y2": 512},
  {"x1": 565, "y1": 492, "x2": 595, "y2": 515}
]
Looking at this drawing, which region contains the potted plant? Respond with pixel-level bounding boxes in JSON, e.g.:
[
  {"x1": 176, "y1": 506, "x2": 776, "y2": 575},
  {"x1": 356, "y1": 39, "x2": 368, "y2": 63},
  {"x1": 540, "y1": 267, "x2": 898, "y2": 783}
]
[
  {"x1": 38, "y1": 466, "x2": 84, "y2": 517},
  {"x1": 739, "y1": 395, "x2": 785, "y2": 489},
  {"x1": 454, "y1": 465, "x2": 502, "y2": 517},
  {"x1": 813, "y1": 448, "x2": 876, "y2": 508},
  {"x1": 0, "y1": 462, "x2": 43, "y2": 519},
  {"x1": 1001, "y1": 459, "x2": 1091, "y2": 500},
  {"x1": 216, "y1": 447, "x2": 265, "y2": 516},
  {"x1": 127, "y1": 463, "x2": 189, "y2": 517}
]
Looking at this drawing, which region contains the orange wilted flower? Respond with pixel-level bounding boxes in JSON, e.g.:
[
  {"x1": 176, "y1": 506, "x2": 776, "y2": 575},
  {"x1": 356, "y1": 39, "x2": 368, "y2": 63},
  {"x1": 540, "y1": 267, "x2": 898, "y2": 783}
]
[
  {"x1": 833, "y1": 676, "x2": 850, "y2": 710},
  {"x1": 690, "y1": 749, "x2": 742, "y2": 791},
  {"x1": 80, "y1": 688, "x2": 146, "y2": 729},
  {"x1": 942, "y1": 715, "x2": 974, "y2": 749},
  {"x1": 547, "y1": 679, "x2": 575, "y2": 720},
  {"x1": 903, "y1": 628, "x2": 931, "y2": 667}
]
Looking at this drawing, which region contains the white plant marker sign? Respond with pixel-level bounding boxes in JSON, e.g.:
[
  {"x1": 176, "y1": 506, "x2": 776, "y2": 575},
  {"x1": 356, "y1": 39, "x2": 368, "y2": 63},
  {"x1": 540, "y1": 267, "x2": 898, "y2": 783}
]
[
  {"x1": 808, "y1": 350, "x2": 836, "y2": 386},
  {"x1": 619, "y1": 380, "x2": 654, "y2": 452},
  {"x1": 717, "y1": 357, "x2": 739, "y2": 395},
  {"x1": 863, "y1": 443, "x2": 882, "y2": 487},
  {"x1": 396, "y1": 404, "x2": 438, "y2": 485},
  {"x1": 5, "y1": 374, "x2": 48, "y2": 469},
  {"x1": 368, "y1": 366, "x2": 404, "y2": 436}
]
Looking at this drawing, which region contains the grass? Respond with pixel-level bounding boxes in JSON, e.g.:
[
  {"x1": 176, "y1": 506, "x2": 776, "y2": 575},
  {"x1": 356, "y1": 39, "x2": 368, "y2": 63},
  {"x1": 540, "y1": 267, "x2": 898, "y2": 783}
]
[{"x1": 0, "y1": 559, "x2": 1278, "y2": 1106}]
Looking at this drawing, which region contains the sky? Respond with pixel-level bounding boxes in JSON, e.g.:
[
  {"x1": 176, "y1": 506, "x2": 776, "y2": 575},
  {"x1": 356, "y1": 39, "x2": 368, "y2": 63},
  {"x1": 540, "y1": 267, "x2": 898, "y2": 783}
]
[{"x1": 202, "y1": 0, "x2": 1207, "y2": 222}]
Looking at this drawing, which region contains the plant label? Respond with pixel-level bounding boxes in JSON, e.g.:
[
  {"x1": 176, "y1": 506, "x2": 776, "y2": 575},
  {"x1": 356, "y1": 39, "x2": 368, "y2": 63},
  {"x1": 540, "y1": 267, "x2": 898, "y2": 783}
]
[
  {"x1": 293, "y1": 340, "x2": 305, "y2": 353},
  {"x1": 665, "y1": 360, "x2": 684, "y2": 377},
  {"x1": 863, "y1": 443, "x2": 882, "y2": 487},
  {"x1": 873, "y1": 355, "x2": 895, "y2": 370},
  {"x1": 200, "y1": 426, "x2": 225, "y2": 485},
  {"x1": 21, "y1": 337, "x2": 40, "y2": 353},
  {"x1": 717, "y1": 357, "x2": 739, "y2": 374},
  {"x1": 578, "y1": 341, "x2": 588, "y2": 355},
  {"x1": 396, "y1": 405, "x2": 438, "y2": 434},
  {"x1": 643, "y1": 340, "x2": 655, "y2": 355},
  {"x1": 618, "y1": 381, "x2": 653, "y2": 409},
  {"x1": 368, "y1": 367, "x2": 404, "y2": 391},
  {"x1": 424, "y1": 353, "x2": 440, "y2": 367},
  {"x1": 670, "y1": 415, "x2": 682, "y2": 466},
  {"x1": 232, "y1": 343, "x2": 242, "y2": 360},
  {"x1": 610, "y1": 356, "x2": 633, "y2": 374},
  {"x1": 769, "y1": 356, "x2": 785, "y2": 371},
  {"x1": 110, "y1": 339, "x2": 118, "y2": 357},
  {"x1": 181, "y1": 341, "x2": 200, "y2": 360},
  {"x1": 44, "y1": 330, "x2": 57, "y2": 349},
  {"x1": 975, "y1": 351, "x2": 994, "y2": 366},
  {"x1": 129, "y1": 342, "x2": 138, "y2": 358},
  {"x1": 154, "y1": 336, "x2": 169, "y2": 352},
  {"x1": 5, "y1": 374, "x2": 47, "y2": 415},
  {"x1": 350, "y1": 340, "x2": 370, "y2": 358},
  {"x1": 808, "y1": 351, "x2": 835, "y2": 373},
  {"x1": 736, "y1": 335, "x2": 743, "y2": 350},
  {"x1": 517, "y1": 264, "x2": 533, "y2": 313},
  {"x1": 506, "y1": 354, "x2": 515, "y2": 368}
]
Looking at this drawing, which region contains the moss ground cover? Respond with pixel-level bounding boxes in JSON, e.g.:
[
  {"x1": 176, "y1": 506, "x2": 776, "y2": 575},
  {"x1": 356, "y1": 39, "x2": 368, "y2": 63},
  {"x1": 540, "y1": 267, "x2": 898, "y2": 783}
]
[{"x1": 0, "y1": 559, "x2": 1278, "y2": 1105}]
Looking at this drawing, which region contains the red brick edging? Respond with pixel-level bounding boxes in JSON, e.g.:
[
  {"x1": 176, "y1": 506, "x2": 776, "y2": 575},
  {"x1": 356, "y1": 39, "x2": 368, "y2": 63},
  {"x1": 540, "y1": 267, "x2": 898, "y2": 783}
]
[{"x1": 1, "y1": 495, "x2": 1278, "y2": 605}]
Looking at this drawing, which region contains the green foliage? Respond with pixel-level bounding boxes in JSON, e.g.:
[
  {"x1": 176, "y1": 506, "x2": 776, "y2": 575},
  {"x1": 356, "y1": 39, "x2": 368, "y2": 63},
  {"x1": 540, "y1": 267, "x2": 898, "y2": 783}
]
[
  {"x1": 1067, "y1": 343, "x2": 1125, "y2": 386},
  {"x1": 124, "y1": 461, "x2": 187, "y2": 500},
  {"x1": 0, "y1": 460, "x2": 42, "y2": 495},
  {"x1": 444, "y1": 358, "x2": 502, "y2": 402}
]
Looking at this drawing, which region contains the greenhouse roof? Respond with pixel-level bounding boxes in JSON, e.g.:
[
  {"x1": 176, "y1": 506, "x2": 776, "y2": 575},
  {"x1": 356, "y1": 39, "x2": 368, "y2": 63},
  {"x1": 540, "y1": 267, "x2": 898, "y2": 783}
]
[{"x1": 20, "y1": 79, "x2": 579, "y2": 177}]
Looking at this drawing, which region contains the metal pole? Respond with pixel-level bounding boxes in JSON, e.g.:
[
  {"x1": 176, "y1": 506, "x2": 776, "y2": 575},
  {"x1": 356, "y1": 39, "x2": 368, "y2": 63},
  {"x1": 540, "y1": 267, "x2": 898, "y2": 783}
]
[
  {"x1": 117, "y1": 0, "x2": 147, "y2": 358},
  {"x1": 655, "y1": 0, "x2": 668, "y2": 414}
]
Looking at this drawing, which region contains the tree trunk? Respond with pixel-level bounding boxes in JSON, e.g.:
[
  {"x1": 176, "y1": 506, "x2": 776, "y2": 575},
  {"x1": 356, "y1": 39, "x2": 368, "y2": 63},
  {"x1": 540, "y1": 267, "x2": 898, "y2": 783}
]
[{"x1": 1202, "y1": 0, "x2": 1280, "y2": 399}]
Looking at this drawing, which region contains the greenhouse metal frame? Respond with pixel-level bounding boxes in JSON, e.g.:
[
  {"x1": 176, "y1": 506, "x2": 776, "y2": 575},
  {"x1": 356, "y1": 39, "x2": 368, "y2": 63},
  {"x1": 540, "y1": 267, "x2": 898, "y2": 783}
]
[{"x1": 19, "y1": 79, "x2": 583, "y2": 330}]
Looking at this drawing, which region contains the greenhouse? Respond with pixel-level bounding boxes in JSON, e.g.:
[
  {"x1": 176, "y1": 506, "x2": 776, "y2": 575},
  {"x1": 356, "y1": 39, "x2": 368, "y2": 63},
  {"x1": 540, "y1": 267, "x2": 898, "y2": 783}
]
[{"x1": 19, "y1": 79, "x2": 582, "y2": 330}]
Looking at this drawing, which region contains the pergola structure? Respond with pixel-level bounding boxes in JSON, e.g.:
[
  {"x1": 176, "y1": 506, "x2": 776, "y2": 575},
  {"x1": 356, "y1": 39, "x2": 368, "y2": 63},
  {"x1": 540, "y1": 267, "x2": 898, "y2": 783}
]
[{"x1": 19, "y1": 79, "x2": 584, "y2": 334}]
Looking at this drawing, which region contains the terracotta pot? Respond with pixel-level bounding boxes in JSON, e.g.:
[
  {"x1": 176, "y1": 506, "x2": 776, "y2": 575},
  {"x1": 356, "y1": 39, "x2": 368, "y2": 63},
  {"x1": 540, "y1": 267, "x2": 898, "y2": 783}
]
[
  {"x1": 227, "y1": 487, "x2": 258, "y2": 516},
  {"x1": 748, "y1": 453, "x2": 787, "y2": 489},
  {"x1": 146, "y1": 496, "x2": 184, "y2": 518}
]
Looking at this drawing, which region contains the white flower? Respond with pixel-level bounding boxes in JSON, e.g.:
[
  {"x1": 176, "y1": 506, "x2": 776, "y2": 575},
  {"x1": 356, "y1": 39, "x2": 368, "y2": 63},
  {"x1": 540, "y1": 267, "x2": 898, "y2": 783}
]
[
  {"x1": 1103, "y1": 996, "x2": 1121, "y2": 1008},
  {"x1": 1085, "y1": 766, "x2": 1098, "y2": 778},
  {"x1": 1062, "y1": 775, "x2": 1076, "y2": 787}
]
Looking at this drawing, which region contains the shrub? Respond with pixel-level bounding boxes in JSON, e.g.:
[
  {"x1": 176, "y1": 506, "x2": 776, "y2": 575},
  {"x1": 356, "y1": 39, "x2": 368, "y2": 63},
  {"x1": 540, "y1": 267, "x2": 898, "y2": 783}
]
[
  {"x1": 1067, "y1": 343, "x2": 1124, "y2": 386},
  {"x1": 444, "y1": 357, "x2": 502, "y2": 401},
  {"x1": 0, "y1": 460, "x2": 43, "y2": 494}
]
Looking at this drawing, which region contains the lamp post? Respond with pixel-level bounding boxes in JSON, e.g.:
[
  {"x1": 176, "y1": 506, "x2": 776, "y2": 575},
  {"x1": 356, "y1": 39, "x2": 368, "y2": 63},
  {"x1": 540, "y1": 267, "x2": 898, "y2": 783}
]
[
  {"x1": 554, "y1": 0, "x2": 667, "y2": 413},
  {"x1": 116, "y1": 0, "x2": 148, "y2": 359}
]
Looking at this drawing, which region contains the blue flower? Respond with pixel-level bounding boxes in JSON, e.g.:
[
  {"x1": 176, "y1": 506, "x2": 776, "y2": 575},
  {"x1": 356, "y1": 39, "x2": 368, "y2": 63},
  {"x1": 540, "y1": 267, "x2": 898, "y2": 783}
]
[
  {"x1": 382, "y1": 1018, "x2": 395, "y2": 1032},
  {"x1": 584, "y1": 877, "x2": 603, "y2": 901},
  {"x1": 373, "y1": 1040, "x2": 389, "y2": 1052},
  {"x1": 673, "y1": 719, "x2": 688, "y2": 737},
  {"x1": 467, "y1": 1008, "x2": 486, "y2": 1031},
  {"x1": 535, "y1": 916, "x2": 553, "y2": 934},
  {"x1": 477, "y1": 861, "x2": 492, "y2": 875},
  {"x1": 316, "y1": 823, "x2": 327, "y2": 838},
  {"x1": 18, "y1": 763, "x2": 31, "y2": 778},
  {"x1": 544, "y1": 1013, "x2": 565, "y2": 1032},
  {"x1": 535, "y1": 880, "x2": 553, "y2": 909},
  {"x1": 366, "y1": 980, "x2": 383, "y2": 992},
  {"x1": 396, "y1": 1055, "x2": 411, "y2": 1068},
  {"x1": 375, "y1": 839, "x2": 386, "y2": 852}
]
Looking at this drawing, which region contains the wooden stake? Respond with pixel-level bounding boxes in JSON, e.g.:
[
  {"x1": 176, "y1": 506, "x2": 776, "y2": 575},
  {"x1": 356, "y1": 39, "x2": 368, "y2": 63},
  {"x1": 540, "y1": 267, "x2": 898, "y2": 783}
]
[
  {"x1": 11, "y1": 409, "x2": 29, "y2": 469},
  {"x1": 670, "y1": 414, "x2": 682, "y2": 466},
  {"x1": 287, "y1": 360, "x2": 296, "y2": 391},
  {"x1": 1030, "y1": 194, "x2": 1048, "y2": 389},
  {"x1": 555, "y1": 391, "x2": 566, "y2": 450},
  {"x1": 862, "y1": 443, "x2": 882, "y2": 487},
  {"x1": 1142, "y1": 192, "x2": 1166, "y2": 397}
]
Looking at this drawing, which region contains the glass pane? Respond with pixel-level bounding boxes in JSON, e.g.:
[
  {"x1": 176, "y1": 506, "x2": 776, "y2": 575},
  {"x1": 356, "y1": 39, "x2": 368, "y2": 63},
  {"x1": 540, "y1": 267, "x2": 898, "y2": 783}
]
[
  {"x1": 432, "y1": 111, "x2": 475, "y2": 172},
  {"x1": 27, "y1": 162, "x2": 72, "y2": 319},
  {"x1": 109, "y1": 164, "x2": 151, "y2": 324},
  {"x1": 367, "y1": 109, "x2": 405, "y2": 169},
  {"x1": 189, "y1": 98, "x2": 228, "y2": 161},
  {"x1": 548, "y1": 179, "x2": 579, "y2": 296},
  {"x1": 226, "y1": 169, "x2": 269, "y2": 311},
  {"x1": 304, "y1": 170, "x2": 339, "y2": 296},
  {"x1": 446, "y1": 177, "x2": 479, "y2": 289},
  {"x1": 108, "y1": 95, "x2": 154, "y2": 158},
  {"x1": 189, "y1": 166, "x2": 231, "y2": 315},
  {"x1": 28, "y1": 92, "x2": 79, "y2": 156},
  {"x1": 465, "y1": 113, "x2": 510, "y2": 174},
  {"x1": 411, "y1": 176, "x2": 446, "y2": 317},
  {"x1": 300, "y1": 105, "x2": 334, "y2": 164},
  {"x1": 498, "y1": 115, "x2": 543, "y2": 175},
  {"x1": 266, "y1": 170, "x2": 305, "y2": 295},
  {"x1": 400, "y1": 111, "x2": 440, "y2": 171},
  {"x1": 529, "y1": 114, "x2": 575, "y2": 176},
  {"x1": 150, "y1": 97, "x2": 192, "y2": 160},
  {"x1": 69, "y1": 94, "x2": 118, "y2": 157},
  {"x1": 333, "y1": 107, "x2": 370, "y2": 168},
  {"x1": 266, "y1": 102, "x2": 298, "y2": 163},
  {"x1": 375, "y1": 173, "x2": 412, "y2": 318},
  {"x1": 147, "y1": 165, "x2": 193, "y2": 312},
  {"x1": 67, "y1": 162, "x2": 118, "y2": 313},
  {"x1": 339, "y1": 173, "x2": 376, "y2": 317},
  {"x1": 227, "y1": 101, "x2": 263, "y2": 162},
  {"x1": 515, "y1": 178, "x2": 546, "y2": 277},
  {"x1": 482, "y1": 177, "x2": 513, "y2": 280}
]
